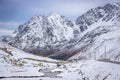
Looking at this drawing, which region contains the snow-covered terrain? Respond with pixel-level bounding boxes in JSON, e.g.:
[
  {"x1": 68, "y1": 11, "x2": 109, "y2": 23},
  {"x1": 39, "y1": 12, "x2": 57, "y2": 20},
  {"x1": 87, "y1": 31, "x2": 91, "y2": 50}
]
[
  {"x1": 6, "y1": 12, "x2": 79, "y2": 56},
  {"x1": 1, "y1": 2, "x2": 120, "y2": 80},
  {"x1": 0, "y1": 41, "x2": 61, "y2": 79},
  {"x1": 69, "y1": 23, "x2": 120, "y2": 61},
  {"x1": 68, "y1": 3, "x2": 120, "y2": 61},
  {"x1": 2, "y1": 3, "x2": 120, "y2": 61},
  {"x1": 0, "y1": 41, "x2": 120, "y2": 80},
  {"x1": 49, "y1": 3, "x2": 120, "y2": 61},
  {"x1": 76, "y1": 3, "x2": 120, "y2": 32}
]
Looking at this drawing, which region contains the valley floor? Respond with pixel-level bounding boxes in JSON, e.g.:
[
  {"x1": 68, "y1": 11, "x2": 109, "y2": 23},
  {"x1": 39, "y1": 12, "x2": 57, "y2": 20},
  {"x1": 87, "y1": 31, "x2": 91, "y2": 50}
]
[
  {"x1": 0, "y1": 60, "x2": 120, "y2": 80},
  {"x1": 0, "y1": 41, "x2": 120, "y2": 80}
]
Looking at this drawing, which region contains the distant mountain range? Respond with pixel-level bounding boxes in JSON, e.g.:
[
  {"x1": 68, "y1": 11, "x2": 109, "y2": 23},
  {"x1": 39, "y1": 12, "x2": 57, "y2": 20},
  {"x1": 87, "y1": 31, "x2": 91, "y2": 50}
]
[{"x1": 1, "y1": 2, "x2": 120, "y2": 61}]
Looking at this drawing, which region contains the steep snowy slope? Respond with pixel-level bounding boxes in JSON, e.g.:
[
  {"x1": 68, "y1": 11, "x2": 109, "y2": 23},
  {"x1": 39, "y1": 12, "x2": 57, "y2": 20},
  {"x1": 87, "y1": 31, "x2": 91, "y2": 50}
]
[
  {"x1": 69, "y1": 23, "x2": 120, "y2": 61},
  {"x1": 0, "y1": 41, "x2": 59, "y2": 65},
  {"x1": 76, "y1": 3, "x2": 120, "y2": 32},
  {"x1": 0, "y1": 41, "x2": 60, "y2": 77},
  {"x1": 49, "y1": 3, "x2": 120, "y2": 60},
  {"x1": 7, "y1": 12, "x2": 78, "y2": 56},
  {"x1": 68, "y1": 3, "x2": 120, "y2": 60},
  {"x1": 2, "y1": 3, "x2": 120, "y2": 61}
]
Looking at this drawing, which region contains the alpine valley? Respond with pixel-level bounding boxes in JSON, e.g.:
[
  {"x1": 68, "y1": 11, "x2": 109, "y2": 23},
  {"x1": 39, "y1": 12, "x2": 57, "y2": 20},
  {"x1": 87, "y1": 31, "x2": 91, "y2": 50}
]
[{"x1": 0, "y1": 2, "x2": 120, "y2": 80}]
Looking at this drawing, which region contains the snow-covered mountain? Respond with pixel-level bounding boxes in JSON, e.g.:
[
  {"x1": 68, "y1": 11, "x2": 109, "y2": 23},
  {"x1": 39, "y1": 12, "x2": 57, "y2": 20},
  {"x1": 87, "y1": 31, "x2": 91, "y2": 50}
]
[
  {"x1": 68, "y1": 3, "x2": 120, "y2": 60},
  {"x1": 76, "y1": 3, "x2": 120, "y2": 32},
  {"x1": 69, "y1": 24, "x2": 120, "y2": 60},
  {"x1": 2, "y1": 3, "x2": 120, "y2": 61},
  {"x1": 49, "y1": 3, "x2": 120, "y2": 61},
  {"x1": 7, "y1": 12, "x2": 80, "y2": 56},
  {"x1": 1, "y1": 2, "x2": 120, "y2": 80}
]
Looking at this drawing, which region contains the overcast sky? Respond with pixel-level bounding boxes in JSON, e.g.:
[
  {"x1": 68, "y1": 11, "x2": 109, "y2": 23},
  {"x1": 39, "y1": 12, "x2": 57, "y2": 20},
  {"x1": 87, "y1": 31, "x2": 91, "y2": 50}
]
[{"x1": 0, "y1": 0, "x2": 119, "y2": 35}]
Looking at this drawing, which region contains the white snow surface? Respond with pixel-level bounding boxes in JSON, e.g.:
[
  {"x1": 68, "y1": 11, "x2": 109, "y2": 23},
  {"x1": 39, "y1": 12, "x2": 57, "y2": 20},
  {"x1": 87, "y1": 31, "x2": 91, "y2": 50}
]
[
  {"x1": 69, "y1": 3, "x2": 120, "y2": 61},
  {"x1": 0, "y1": 41, "x2": 120, "y2": 80},
  {"x1": 69, "y1": 23, "x2": 120, "y2": 61},
  {"x1": 9, "y1": 12, "x2": 75, "y2": 51}
]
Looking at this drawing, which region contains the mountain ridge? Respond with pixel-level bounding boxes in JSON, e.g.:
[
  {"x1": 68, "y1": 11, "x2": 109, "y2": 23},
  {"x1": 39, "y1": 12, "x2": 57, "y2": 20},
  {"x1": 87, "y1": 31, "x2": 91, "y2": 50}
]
[
  {"x1": 49, "y1": 2, "x2": 120, "y2": 60},
  {"x1": 5, "y1": 12, "x2": 80, "y2": 56},
  {"x1": 2, "y1": 2, "x2": 120, "y2": 61}
]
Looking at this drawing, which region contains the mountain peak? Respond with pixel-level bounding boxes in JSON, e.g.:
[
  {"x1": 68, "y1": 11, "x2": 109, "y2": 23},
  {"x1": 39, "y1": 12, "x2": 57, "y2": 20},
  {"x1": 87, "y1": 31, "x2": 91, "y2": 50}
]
[
  {"x1": 30, "y1": 15, "x2": 44, "y2": 21},
  {"x1": 50, "y1": 12, "x2": 60, "y2": 16},
  {"x1": 104, "y1": 2, "x2": 120, "y2": 9},
  {"x1": 48, "y1": 12, "x2": 61, "y2": 18},
  {"x1": 8, "y1": 12, "x2": 75, "y2": 56},
  {"x1": 108, "y1": 2, "x2": 120, "y2": 6}
]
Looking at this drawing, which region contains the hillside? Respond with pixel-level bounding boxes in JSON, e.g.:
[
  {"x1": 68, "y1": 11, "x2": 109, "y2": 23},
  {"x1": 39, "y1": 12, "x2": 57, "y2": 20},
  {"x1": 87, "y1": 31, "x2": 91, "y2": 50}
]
[
  {"x1": 0, "y1": 41, "x2": 120, "y2": 80},
  {"x1": 50, "y1": 3, "x2": 120, "y2": 61}
]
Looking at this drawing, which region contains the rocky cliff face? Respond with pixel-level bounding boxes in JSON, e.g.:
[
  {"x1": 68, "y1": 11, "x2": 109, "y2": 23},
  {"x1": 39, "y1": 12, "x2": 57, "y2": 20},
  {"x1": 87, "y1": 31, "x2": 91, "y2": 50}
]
[
  {"x1": 69, "y1": 24, "x2": 120, "y2": 61},
  {"x1": 76, "y1": 3, "x2": 120, "y2": 32},
  {"x1": 69, "y1": 3, "x2": 120, "y2": 60},
  {"x1": 49, "y1": 3, "x2": 120, "y2": 60},
  {"x1": 2, "y1": 3, "x2": 120, "y2": 60},
  {"x1": 7, "y1": 12, "x2": 79, "y2": 56}
]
